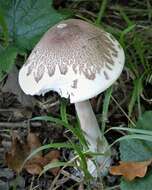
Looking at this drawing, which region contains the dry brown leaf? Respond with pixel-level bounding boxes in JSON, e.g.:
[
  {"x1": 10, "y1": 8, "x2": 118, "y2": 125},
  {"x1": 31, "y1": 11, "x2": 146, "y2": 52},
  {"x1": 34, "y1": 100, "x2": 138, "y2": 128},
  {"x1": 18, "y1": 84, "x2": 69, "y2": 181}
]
[
  {"x1": 48, "y1": 158, "x2": 61, "y2": 176},
  {"x1": 44, "y1": 150, "x2": 60, "y2": 176},
  {"x1": 26, "y1": 155, "x2": 47, "y2": 167},
  {"x1": 25, "y1": 156, "x2": 47, "y2": 175},
  {"x1": 5, "y1": 132, "x2": 42, "y2": 174},
  {"x1": 25, "y1": 151, "x2": 61, "y2": 176},
  {"x1": 109, "y1": 160, "x2": 152, "y2": 181},
  {"x1": 25, "y1": 150, "x2": 61, "y2": 176},
  {"x1": 25, "y1": 163, "x2": 42, "y2": 175},
  {"x1": 44, "y1": 150, "x2": 60, "y2": 161},
  {"x1": 27, "y1": 132, "x2": 42, "y2": 156},
  {"x1": 5, "y1": 133, "x2": 30, "y2": 173},
  {"x1": 5, "y1": 132, "x2": 61, "y2": 176}
]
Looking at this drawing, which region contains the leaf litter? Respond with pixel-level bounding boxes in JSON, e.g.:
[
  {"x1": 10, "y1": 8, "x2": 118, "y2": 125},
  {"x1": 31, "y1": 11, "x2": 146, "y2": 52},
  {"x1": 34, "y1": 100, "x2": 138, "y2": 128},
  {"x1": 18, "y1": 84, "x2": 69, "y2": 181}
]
[
  {"x1": 110, "y1": 159, "x2": 152, "y2": 181},
  {"x1": 5, "y1": 131, "x2": 61, "y2": 176}
]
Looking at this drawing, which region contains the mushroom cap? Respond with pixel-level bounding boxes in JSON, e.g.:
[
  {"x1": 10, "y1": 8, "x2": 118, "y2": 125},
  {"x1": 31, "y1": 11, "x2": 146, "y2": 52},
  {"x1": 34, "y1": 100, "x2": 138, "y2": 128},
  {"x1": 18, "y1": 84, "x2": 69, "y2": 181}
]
[{"x1": 19, "y1": 19, "x2": 125, "y2": 103}]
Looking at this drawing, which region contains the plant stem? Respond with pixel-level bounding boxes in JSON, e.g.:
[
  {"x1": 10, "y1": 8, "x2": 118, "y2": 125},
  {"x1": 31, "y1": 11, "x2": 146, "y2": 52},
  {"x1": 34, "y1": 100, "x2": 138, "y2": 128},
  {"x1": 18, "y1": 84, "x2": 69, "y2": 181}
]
[{"x1": 75, "y1": 100, "x2": 111, "y2": 175}]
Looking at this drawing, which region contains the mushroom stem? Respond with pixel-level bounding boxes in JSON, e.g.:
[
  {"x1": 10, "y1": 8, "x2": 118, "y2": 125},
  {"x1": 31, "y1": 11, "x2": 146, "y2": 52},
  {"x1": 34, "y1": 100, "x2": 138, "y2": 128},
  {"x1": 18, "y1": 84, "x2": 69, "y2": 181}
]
[{"x1": 75, "y1": 100, "x2": 111, "y2": 175}]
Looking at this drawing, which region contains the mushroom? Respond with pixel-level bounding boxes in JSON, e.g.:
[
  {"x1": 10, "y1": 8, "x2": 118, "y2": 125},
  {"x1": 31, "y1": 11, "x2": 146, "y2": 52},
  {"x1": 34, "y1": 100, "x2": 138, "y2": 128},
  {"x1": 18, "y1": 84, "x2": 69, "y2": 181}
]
[{"x1": 18, "y1": 19, "x2": 125, "y2": 176}]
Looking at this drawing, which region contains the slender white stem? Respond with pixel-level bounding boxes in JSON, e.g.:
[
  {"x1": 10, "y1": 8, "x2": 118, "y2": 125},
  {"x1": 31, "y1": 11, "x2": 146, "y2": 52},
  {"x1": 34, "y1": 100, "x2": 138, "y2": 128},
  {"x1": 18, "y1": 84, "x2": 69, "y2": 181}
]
[{"x1": 75, "y1": 100, "x2": 111, "y2": 175}]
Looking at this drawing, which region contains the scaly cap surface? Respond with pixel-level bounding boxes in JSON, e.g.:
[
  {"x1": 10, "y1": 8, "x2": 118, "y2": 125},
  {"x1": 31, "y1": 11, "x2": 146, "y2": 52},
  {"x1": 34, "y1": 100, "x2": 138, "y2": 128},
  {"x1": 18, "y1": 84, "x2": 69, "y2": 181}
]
[{"x1": 19, "y1": 19, "x2": 125, "y2": 103}]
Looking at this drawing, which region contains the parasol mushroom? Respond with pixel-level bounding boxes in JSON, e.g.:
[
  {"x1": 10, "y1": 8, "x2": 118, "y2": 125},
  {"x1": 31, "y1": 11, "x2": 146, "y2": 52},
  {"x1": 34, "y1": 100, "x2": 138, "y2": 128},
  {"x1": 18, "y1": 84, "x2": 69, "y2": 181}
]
[{"x1": 18, "y1": 19, "x2": 125, "y2": 176}]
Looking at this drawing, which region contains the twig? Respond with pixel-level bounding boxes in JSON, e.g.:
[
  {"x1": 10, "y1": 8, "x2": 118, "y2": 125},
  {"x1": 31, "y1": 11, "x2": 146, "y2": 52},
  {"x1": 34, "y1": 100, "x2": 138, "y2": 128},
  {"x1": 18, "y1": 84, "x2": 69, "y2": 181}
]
[
  {"x1": 73, "y1": 8, "x2": 97, "y2": 18},
  {"x1": 0, "y1": 108, "x2": 25, "y2": 112},
  {"x1": 37, "y1": 99, "x2": 59, "y2": 110},
  {"x1": 61, "y1": 170, "x2": 81, "y2": 183},
  {"x1": 111, "y1": 96, "x2": 136, "y2": 127},
  {"x1": 49, "y1": 155, "x2": 82, "y2": 190},
  {"x1": 0, "y1": 121, "x2": 42, "y2": 128},
  {"x1": 78, "y1": 182, "x2": 84, "y2": 190},
  {"x1": 51, "y1": 176, "x2": 70, "y2": 190},
  {"x1": 105, "y1": 185, "x2": 120, "y2": 190},
  {"x1": 108, "y1": 96, "x2": 128, "y2": 117},
  {"x1": 29, "y1": 175, "x2": 35, "y2": 190}
]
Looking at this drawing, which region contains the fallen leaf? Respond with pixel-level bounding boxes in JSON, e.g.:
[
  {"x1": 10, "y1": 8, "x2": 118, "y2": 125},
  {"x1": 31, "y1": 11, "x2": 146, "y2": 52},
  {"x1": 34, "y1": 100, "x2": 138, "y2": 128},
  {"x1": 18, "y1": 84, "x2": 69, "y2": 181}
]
[
  {"x1": 28, "y1": 156, "x2": 47, "y2": 167},
  {"x1": 25, "y1": 156, "x2": 47, "y2": 175},
  {"x1": 44, "y1": 150, "x2": 60, "y2": 161},
  {"x1": 5, "y1": 132, "x2": 29, "y2": 173},
  {"x1": 25, "y1": 163, "x2": 42, "y2": 175},
  {"x1": 5, "y1": 131, "x2": 61, "y2": 176},
  {"x1": 109, "y1": 160, "x2": 152, "y2": 181},
  {"x1": 44, "y1": 150, "x2": 60, "y2": 176},
  {"x1": 48, "y1": 158, "x2": 61, "y2": 176},
  {"x1": 25, "y1": 150, "x2": 61, "y2": 176},
  {"x1": 5, "y1": 132, "x2": 42, "y2": 173},
  {"x1": 27, "y1": 132, "x2": 42, "y2": 156}
]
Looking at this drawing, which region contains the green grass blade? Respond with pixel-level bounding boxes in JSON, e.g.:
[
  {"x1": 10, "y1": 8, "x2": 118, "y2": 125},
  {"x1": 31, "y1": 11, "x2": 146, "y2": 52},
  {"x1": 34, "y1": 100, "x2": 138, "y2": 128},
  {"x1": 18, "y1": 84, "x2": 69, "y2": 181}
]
[
  {"x1": 128, "y1": 77, "x2": 143, "y2": 117},
  {"x1": 71, "y1": 143, "x2": 92, "y2": 179},
  {"x1": 73, "y1": 123, "x2": 88, "y2": 148},
  {"x1": 102, "y1": 86, "x2": 113, "y2": 132},
  {"x1": 32, "y1": 116, "x2": 87, "y2": 147},
  {"x1": 108, "y1": 134, "x2": 152, "y2": 151},
  {"x1": 116, "y1": 134, "x2": 152, "y2": 143},
  {"x1": 60, "y1": 99, "x2": 68, "y2": 124},
  {"x1": 107, "y1": 126, "x2": 152, "y2": 136},
  {"x1": 120, "y1": 24, "x2": 136, "y2": 46},
  {"x1": 119, "y1": 6, "x2": 133, "y2": 26},
  {"x1": 23, "y1": 143, "x2": 73, "y2": 165},
  {"x1": 40, "y1": 161, "x2": 73, "y2": 176},
  {"x1": 31, "y1": 115, "x2": 67, "y2": 126},
  {"x1": 95, "y1": 0, "x2": 108, "y2": 25}
]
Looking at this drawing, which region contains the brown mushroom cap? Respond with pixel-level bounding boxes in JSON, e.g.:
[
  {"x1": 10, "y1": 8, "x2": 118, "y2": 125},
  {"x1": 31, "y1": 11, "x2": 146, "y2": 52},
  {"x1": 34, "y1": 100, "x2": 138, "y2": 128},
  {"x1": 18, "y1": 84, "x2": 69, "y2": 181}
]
[{"x1": 19, "y1": 19, "x2": 125, "y2": 103}]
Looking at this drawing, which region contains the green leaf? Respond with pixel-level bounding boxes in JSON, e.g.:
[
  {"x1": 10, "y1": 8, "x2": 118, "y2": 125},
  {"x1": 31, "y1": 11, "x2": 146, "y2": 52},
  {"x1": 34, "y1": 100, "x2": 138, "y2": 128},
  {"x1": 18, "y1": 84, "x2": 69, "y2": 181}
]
[
  {"x1": 120, "y1": 111, "x2": 152, "y2": 190},
  {"x1": 120, "y1": 138, "x2": 152, "y2": 162},
  {"x1": 0, "y1": 0, "x2": 70, "y2": 50},
  {"x1": 32, "y1": 115, "x2": 87, "y2": 147},
  {"x1": 0, "y1": 7, "x2": 9, "y2": 46},
  {"x1": 119, "y1": 24, "x2": 136, "y2": 46},
  {"x1": 136, "y1": 111, "x2": 152, "y2": 130},
  {"x1": 0, "y1": 46, "x2": 17, "y2": 80},
  {"x1": 121, "y1": 172, "x2": 152, "y2": 190}
]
